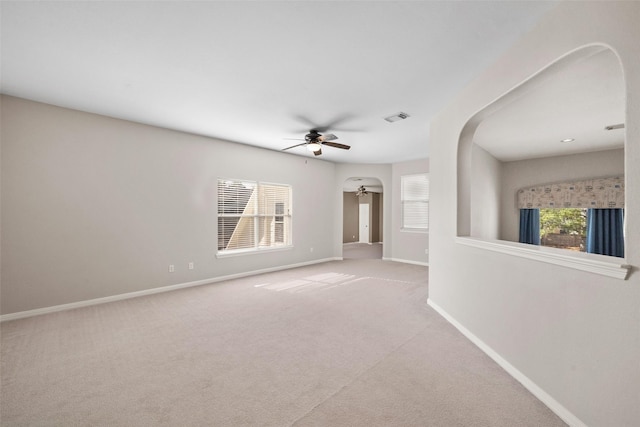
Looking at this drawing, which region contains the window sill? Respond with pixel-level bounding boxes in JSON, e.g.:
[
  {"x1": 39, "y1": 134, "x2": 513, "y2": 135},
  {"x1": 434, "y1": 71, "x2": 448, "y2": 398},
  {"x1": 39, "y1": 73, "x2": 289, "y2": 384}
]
[
  {"x1": 401, "y1": 228, "x2": 429, "y2": 234},
  {"x1": 455, "y1": 237, "x2": 630, "y2": 280},
  {"x1": 216, "y1": 245, "x2": 293, "y2": 258}
]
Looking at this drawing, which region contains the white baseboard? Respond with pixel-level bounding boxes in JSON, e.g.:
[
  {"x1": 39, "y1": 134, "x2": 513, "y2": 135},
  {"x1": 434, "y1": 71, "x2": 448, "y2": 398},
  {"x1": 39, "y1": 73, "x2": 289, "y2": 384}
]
[
  {"x1": 383, "y1": 257, "x2": 429, "y2": 267},
  {"x1": 426, "y1": 298, "x2": 586, "y2": 427},
  {"x1": 0, "y1": 257, "x2": 341, "y2": 322}
]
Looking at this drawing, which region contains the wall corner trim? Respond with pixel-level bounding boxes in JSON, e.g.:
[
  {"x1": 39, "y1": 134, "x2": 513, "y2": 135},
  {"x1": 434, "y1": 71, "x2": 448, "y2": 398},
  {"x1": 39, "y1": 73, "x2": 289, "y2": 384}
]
[
  {"x1": 427, "y1": 298, "x2": 587, "y2": 427},
  {"x1": 0, "y1": 257, "x2": 341, "y2": 322}
]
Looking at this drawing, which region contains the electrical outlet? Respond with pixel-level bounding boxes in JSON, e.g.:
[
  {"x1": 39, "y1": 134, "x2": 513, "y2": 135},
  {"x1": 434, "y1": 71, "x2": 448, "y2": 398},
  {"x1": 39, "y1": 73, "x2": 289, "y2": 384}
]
[
  {"x1": 188, "y1": 262, "x2": 194, "y2": 270},
  {"x1": 168, "y1": 264, "x2": 175, "y2": 273},
  {"x1": 425, "y1": 249, "x2": 429, "y2": 255},
  {"x1": 310, "y1": 247, "x2": 314, "y2": 252}
]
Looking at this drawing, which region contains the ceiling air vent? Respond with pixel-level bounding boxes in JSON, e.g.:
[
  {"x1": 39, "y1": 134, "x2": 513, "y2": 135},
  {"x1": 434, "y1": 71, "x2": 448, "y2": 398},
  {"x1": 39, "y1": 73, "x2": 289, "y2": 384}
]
[
  {"x1": 384, "y1": 112, "x2": 410, "y2": 123},
  {"x1": 604, "y1": 123, "x2": 624, "y2": 131}
]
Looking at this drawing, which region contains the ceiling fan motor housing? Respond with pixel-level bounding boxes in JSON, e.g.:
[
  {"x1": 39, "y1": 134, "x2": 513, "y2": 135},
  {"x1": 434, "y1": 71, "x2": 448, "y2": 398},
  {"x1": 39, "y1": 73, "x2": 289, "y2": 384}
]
[{"x1": 305, "y1": 130, "x2": 321, "y2": 142}]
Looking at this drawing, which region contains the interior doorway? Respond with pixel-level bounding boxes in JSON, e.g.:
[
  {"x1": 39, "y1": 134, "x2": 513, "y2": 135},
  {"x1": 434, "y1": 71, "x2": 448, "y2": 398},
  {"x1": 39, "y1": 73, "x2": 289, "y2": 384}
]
[
  {"x1": 343, "y1": 177, "x2": 383, "y2": 259},
  {"x1": 359, "y1": 204, "x2": 370, "y2": 243}
]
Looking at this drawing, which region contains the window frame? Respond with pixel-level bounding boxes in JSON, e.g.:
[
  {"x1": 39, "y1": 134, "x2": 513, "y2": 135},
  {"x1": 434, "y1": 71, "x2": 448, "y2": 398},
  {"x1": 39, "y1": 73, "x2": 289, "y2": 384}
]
[
  {"x1": 216, "y1": 179, "x2": 293, "y2": 257},
  {"x1": 401, "y1": 173, "x2": 429, "y2": 233}
]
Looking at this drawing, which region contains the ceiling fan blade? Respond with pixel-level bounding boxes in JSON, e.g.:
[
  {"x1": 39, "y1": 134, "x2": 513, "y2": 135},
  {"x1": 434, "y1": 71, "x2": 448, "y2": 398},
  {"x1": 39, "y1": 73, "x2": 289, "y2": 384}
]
[
  {"x1": 293, "y1": 114, "x2": 357, "y2": 133},
  {"x1": 282, "y1": 142, "x2": 308, "y2": 151},
  {"x1": 322, "y1": 141, "x2": 351, "y2": 150},
  {"x1": 283, "y1": 138, "x2": 305, "y2": 141},
  {"x1": 313, "y1": 148, "x2": 322, "y2": 156},
  {"x1": 293, "y1": 115, "x2": 323, "y2": 131},
  {"x1": 322, "y1": 114, "x2": 355, "y2": 131},
  {"x1": 318, "y1": 133, "x2": 338, "y2": 142}
]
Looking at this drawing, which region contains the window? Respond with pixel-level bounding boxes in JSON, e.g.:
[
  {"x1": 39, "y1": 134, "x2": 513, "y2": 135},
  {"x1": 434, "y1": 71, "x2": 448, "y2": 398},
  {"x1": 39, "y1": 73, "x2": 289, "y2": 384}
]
[
  {"x1": 540, "y1": 208, "x2": 587, "y2": 251},
  {"x1": 401, "y1": 173, "x2": 429, "y2": 231},
  {"x1": 522, "y1": 206, "x2": 625, "y2": 257},
  {"x1": 217, "y1": 179, "x2": 292, "y2": 254},
  {"x1": 274, "y1": 202, "x2": 285, "y2": 243},
  {"x1": 517, "y1": 176, "x2": 625, "y2": 257}
]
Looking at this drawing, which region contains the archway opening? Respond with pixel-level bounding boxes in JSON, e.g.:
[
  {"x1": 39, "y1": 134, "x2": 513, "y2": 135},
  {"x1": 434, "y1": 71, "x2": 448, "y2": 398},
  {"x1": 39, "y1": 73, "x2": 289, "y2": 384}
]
[
  {"x1": 457, "y1": 45, "x2": 626, "y2": 259},
  {"x1": 342, "y1": 177, "x2": 383, "y2": 259}
]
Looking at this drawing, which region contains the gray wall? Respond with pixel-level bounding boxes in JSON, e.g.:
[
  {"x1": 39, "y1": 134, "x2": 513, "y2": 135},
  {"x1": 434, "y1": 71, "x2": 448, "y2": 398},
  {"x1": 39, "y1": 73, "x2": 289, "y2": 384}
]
[
  {"x1": 500, "y1": 148, "x2": 624, "y2": 242},
  {"x1": 429, "y1": 3, "x2": 640, "y2": 426},
  {"x1": 1, "y1": 96, "x2": 337, "y2": 314},
  {"x1": 470, "y1": 144, "x2": 501, "y2": 240},
  {"x1": 391, "y1": 158, "x2": 429, "y2": 264},
  {"x1": 342, "y1": 191, "x2": 382, "y2": 244},
  {"x1": 371, "y1": 192, "x2": 381, "y2": 243},
  {"x1": 342, "y1": 192, "x2": 359, "y2": 243},
  {"x1": 354, "y1": 192, "x2": 383, "y2": 244}
]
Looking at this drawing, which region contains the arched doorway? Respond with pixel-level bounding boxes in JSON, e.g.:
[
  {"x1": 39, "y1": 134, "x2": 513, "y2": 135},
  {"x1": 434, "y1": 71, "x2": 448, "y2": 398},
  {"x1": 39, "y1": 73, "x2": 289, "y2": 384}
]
[{"x1": 342, "y1": 177, "x2": 383, "y2": 259}]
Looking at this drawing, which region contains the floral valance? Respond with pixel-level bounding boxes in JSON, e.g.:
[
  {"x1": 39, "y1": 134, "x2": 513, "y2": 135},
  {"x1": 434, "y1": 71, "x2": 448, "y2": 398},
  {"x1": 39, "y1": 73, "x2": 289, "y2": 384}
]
[{"x1": 517, "y1": 176, "x2": 624, "y2": 209}]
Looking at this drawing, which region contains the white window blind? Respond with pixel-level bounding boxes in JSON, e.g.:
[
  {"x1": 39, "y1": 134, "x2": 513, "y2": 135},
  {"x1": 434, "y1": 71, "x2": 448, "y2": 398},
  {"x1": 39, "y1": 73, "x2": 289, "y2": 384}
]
[
  {"x1": 217, "y1": 179, "x2": 292, "y2": 254},
  {"x1": 401, "y1": 173, "x2": 429, "y2": 230}
]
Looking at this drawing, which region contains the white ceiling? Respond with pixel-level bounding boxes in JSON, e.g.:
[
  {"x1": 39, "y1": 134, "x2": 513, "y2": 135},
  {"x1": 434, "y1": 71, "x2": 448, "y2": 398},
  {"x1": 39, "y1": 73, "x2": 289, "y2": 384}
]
[
  {"x1": 343, "y1": 177, "x2": 383, "y2": 193},
  {"x1": 473, "y1": 48, "x2": 625, "y2": 162},
  {"x1": 1, "y1": 1, "x2": 558, "y2": 164}
]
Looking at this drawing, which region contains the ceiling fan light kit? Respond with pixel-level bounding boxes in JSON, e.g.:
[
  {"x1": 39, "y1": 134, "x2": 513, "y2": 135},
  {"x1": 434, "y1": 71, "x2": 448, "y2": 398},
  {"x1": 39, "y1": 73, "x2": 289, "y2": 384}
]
[{"x1": 307, "y1": 142, "x2": 322, "y2": 152}]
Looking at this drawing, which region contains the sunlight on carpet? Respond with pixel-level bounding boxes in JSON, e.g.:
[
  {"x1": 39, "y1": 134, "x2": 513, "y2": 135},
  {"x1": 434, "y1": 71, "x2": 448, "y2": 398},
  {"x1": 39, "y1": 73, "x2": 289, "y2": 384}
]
[
  {"x1": 255, "y1": 272, "x2": 359, "y2": 293},
  {"x1": 254, "y1": 271, "x2": 419, "y2": 294}
]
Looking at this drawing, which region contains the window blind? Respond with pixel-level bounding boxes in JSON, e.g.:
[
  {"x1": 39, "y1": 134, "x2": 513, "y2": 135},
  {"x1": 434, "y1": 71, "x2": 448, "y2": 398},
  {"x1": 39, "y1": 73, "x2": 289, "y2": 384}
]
[
  {"x1": 401, "y1": 173, "x2": 429, "y2": 230},
  {"x1": 218, "y1": 179, "x2": 291, "y2": 253}
]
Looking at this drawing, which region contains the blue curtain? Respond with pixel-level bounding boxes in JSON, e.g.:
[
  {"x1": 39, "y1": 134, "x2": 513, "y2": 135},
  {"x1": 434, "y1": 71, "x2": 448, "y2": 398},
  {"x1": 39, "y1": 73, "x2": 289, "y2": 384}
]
[
  {"x1": 519, "y1": 209, "x2": 540, "y2": 245},
  {"x1": 586, "y1": 209, "x2": 624, "y2": 257}
]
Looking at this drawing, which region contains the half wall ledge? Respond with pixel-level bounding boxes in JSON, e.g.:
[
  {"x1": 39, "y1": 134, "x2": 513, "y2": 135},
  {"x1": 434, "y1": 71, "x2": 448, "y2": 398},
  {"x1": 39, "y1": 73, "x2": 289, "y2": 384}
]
[{"x1": 455, "y1": 237, "x2": 631, "y2": 280}]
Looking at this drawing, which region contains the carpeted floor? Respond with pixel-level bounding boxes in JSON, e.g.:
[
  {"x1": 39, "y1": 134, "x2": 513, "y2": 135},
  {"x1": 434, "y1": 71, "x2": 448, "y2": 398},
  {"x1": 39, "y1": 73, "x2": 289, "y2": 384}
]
[
  {"x1": 0, "y1": 259, "x2": 566, "y2": 426},
  {"x1": 342, "y1": 242, "x2": 383, "y2": 259}
]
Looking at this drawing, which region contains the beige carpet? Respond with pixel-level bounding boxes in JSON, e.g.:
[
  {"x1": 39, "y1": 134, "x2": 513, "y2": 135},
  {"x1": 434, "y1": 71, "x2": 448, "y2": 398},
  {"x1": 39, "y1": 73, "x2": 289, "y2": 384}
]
[
  {"x1": 342, "y1": 242, "x2": 383, "y2": 259},
  {"x1": 0, "y1": 259, "x2": 566, "y2": 426}
]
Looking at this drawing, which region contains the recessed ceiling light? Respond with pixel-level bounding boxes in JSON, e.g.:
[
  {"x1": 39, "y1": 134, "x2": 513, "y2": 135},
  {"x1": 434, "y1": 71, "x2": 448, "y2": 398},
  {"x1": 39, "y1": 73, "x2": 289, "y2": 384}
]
[{"x1": 560, "y1": 138, "x2": 575, "y2": 143}]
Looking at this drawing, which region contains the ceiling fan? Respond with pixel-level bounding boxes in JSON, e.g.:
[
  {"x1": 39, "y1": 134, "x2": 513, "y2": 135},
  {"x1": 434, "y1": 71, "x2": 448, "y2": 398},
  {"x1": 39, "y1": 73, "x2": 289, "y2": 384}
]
[
  {"x1": 355, "y1": 185, "x2": 368, "y2": 197},
  {"x1": 282, "y1": 130, "x2": 351, "y2": 156}
]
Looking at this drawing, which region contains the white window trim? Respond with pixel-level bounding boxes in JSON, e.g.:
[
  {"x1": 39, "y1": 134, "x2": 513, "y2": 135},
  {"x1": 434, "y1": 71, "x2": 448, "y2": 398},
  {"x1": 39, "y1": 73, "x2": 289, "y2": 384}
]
[
  {"x1": 456, "y1": 236, "x2": 630, "y2": 280},
  {"x1": 401, "y1": 173, "x2": 429, "y2": 232},
  {"x1": 215, "y1": 245, "x2": 294, "y2": 258},
  {"x1": 401, "y1": 228, "x2": 429, "y2": 234},
  {"x1": 217, "y1": 179, "x2": 293, "y2": 256}
]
